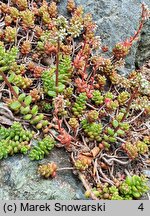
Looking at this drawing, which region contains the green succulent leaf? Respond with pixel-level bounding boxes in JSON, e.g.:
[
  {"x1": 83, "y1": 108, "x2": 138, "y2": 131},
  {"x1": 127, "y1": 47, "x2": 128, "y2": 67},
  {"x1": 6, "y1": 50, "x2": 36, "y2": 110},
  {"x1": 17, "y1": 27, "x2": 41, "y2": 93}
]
[
  {"x1": 13, "y1": 86, "x2": 19, "y2": 95},
  {"x1": 48, "y1": 91, "x2": 56, "y2": 97},
  {"x1": 8, "y1": 73, "x2": 15, "y2": 82},
  {"x1": 107, "y1": 127, "x2": 115, "y2": 136},
  {"x1": 58, "y1": 83, "x2": 65, "y2": 92},
  {"x1": 18, "y1": 93, "x2": 26, "y2": 102},
  {"x1": 117, "y1": 129, "x2": 125, "y2": 136},
  {"x1": 112, "y1": 119, "x2": 119, "y2": 128},
  {"x1": 31, "y1": 105, "x2": 38, "y2": 115},
  {"x1": 24, "y1": 95, "x2": 32, "y2": 106},
  {"x1": 9, "y1": 101, "x2": 21, "y2": 110},
  {"x1": 132, "y1": 192, "x2": 141, "y2": 198},
  {"x1": 23, "y1": 114, "x2": 33, "y2": 120},
  {"x1": 20, "y1": 106, "x2": 30, "y2": 115}
]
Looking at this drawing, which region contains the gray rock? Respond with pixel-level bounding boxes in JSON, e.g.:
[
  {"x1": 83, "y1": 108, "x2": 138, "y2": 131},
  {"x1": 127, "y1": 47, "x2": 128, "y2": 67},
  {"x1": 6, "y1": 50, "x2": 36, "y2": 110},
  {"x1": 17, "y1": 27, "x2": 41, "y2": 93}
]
[
  {"x1": 135, "y1": 19, "x2": 150, "y2": 68},
  {"x1": 0, "y1": 148, "x2": 85, "y2": 200}
]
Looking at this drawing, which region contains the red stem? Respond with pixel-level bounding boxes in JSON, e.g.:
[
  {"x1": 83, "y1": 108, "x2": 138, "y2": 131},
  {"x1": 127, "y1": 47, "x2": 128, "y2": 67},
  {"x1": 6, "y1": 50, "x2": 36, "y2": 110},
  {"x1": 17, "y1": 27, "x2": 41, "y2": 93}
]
[
  {"x1": 130, "y1": 3, "x2": 148, "y2": 44},
  {"x1": 1, "y1": 71, "x2": 19, "y2": 98},
  {"x1": 1, "y1": 71, "x2": 26, "y2": 107},
  {"x1": 78, "y1": 39, "x2": 86, "y2": 61}
]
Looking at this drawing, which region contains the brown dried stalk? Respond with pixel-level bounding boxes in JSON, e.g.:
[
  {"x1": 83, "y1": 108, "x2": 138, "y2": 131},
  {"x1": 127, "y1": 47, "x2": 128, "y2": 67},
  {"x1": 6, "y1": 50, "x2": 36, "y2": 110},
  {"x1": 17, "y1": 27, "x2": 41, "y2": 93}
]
[{"x1": 78, "y1": 172, "x2": 99, "y2": 200}]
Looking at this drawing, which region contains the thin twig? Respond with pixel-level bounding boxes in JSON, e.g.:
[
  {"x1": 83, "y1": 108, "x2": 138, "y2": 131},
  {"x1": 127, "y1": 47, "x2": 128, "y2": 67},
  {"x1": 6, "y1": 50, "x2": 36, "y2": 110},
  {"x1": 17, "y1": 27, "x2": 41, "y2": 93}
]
[
  {"x1": 102, "y1": 156, "x2": 131, "y2": 166},
  {"x1": 57, "y1": 167, "x2": 74, "y2": 171},
  {"x1": 116, "y1": 137, "x2": 126, "y2": 143},
  {"x1": 98, "y1": 167, "x2": 114, "y2": 185},
  {"x1": 63, "y1": 117, "x2": 71, "y2": 133},
  {"x1": 78, "y1": 172, "x2": 99, "y2": 200},
  {"x1": 126, "y1": 109, "x2": 144, "y2": 124}
]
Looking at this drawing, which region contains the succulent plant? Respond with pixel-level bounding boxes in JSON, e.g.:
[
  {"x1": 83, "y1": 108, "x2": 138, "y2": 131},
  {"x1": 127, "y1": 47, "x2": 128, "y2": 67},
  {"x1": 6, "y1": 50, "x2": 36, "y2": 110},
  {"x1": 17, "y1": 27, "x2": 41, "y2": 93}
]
[
  {"x1": 111, "y1": 194, "x2": 123, "y2": 200},
  {"x1": 0, "y1": 122, "x2": 33, "y2": 159},
  {"x1": 42, "y1": 56, "x2": 73, "y2": 97},
  {"x1": 5, "y1": 27, "x2": 17, "y2": 43},
  {"x1": 67, "y1": 6, "x2": 84, "y2": 38},
  {"x1": 72, "y1": 93, "x2": 87, "y2": 116},
  {"x1": 38, "y1": 162, "x2": 57, "y2": 178},
  {"x1": 87, "y1": 110, "x2": 99, "y2": 122},
  {"x1": 0, "y1": 45, "x2": 18, "y2": 72},
  {"x1": 8, "y1": 72, "x2": 32, "y2": 89},
  {"x1": 122, "y1": 142, "x2": 138, "y2": 159},
  {"x1": 113, "y1": 43, "x2": 130, "y2": 60},
  {"x1": 29, "y1": 136, "x2": 55, "y2": 160},
  {"x1": 75, "y1": 158, "x2": 89, "y2": 171},
  {"x1": 117, "y1": 91, "x2": 130, "y2": 105},
  {"x1": 136, "y1": 140, "x2": 149, "y2": 154},
  {"x1": 81, "y1": 119, "x2": 102, "y2": 141},
  {"x1": 67, "y1": 0, "x2": 76, "y2": 13},
  {"x1": 9, "y1": 7, "x2": 20, "y2": 21},
  {"x1": 13, "y1": 0, "x2": 28, "y2": 11},
  {"x1": 74, "y1": 155, "x2": 91, "y2": 171},
  {"x1": 95, "y1": 74, "x2": 106, "y2": 89},
  {"x1": 21, "y1": 40, "x2": 31, "y2": 55},
  {"x1": 143, "y1": 136, "x2": 150, "y2": 145},
  {"x1": 48, "y1": 1, "x2": 58, "y2": 18},
  {"x1": 68, "y1": 117, "x2": 79, "y2": 130},
  {"x1": 20, "y1": 9, "x2": 35, "y2": 29},
  {"x1": 64, "y1": 87, "x2": 73, "y2": 98},
  {"x1": 0, "y1": 122, "x2": 33, "y2": 141},
  {"x1": 40, "y1": 101, "x2": 52, "y2": 113},
  {"x1": 119, "y1": 175, "x2": 149, "y2": 199},
  {"x1": 92, "y1": 90, "x2": 104, "y2": 105},
  {"x1": 29, "y1": 89, "x2": 41, "y2": 102}
]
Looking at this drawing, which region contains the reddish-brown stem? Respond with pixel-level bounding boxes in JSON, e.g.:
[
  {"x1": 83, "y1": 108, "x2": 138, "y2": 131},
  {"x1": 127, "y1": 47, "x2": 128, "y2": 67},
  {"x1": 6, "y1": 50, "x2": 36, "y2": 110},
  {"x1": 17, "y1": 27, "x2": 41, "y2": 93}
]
[
  {"x1": 82, "y1": 49, "x2": 91, "y2": 81},
  {"x1": 114, "y1": 87, "x2": 138, "y2": 132},
  {"x1": 121, "y1": 87, "x2": 138, "y2": 122},
  {"x1": 87, "y1": 63, "x2": 97, "y2": 84},
  {"x1": 78, "y1": 39, "x2": 86, "y2": 61},
  {"x1": 131, "y1": 3, "x2": 148, "y2": 43},
  {"x1": 1, "y1": 71, "x2": 19, "y2": 98},
  {"x1": 55, "y1": 38, "x2": 60, "y2": 96},
  {"x1": 0, "y1": 71, "x2": 26, "y2": 107},
  {"x1": 131, "y1": 23, "x2": 143, "y2": 43}
]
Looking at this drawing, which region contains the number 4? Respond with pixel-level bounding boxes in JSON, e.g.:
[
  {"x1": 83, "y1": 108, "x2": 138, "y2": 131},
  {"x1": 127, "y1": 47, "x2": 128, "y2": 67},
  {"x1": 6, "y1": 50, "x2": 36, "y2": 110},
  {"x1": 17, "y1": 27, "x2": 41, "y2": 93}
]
[{"x1": 138, "y1": 203, "x2": 144, "y2": 211}]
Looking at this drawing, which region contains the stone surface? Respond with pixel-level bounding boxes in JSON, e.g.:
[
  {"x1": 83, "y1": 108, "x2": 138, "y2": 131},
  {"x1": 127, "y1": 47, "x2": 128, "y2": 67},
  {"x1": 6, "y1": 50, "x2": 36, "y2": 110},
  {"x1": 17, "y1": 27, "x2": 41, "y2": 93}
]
[
  {"x1": 0, "y1": 148, "x2": 85, "y2": 200},
  {"x1": 135, "y1": 19, "x2": 150, "y2": 68}
]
